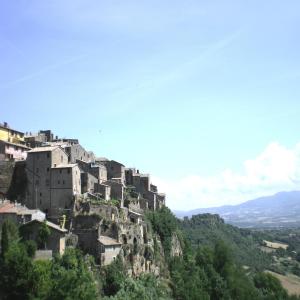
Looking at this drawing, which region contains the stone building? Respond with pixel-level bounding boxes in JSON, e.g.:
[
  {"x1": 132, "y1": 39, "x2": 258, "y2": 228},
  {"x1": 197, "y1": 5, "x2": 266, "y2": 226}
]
[
  {"x1": 81, "y1": 172, "x2": 98, "y2": 194},
  {"x1": 124, "y1": 168, "x2": 165, "y2": 210},
  {"x1": 25, "y1": 146, "x2": 70, "y2": 213},
  {"x1": 0, "y1": 200, "x2": 45, "y2": 226},
  {"x1": 97, "y1": 235, "x2": 122, "y2": 266},
  {"x1": 101, "y1": 180, "x2": 124, "y2": 206},
  {"x1": 76, "y1": 160, "x2": 107, "y2": 182},
  {"x1": 50, "y1": 163, "x2": 81, "y2": 211},
  {"x1": 61, "y1": 143, "x2": 95, "y2": 163},
  {"x1": 0, "y1": 122, "x2": 26, "y2": 145},
  {"x1": 0, "y1": 140, "x2": 30, "y2": 161},
  {"x1": 0, "y1": 122, "x2": 30, "y2": 161},
  {"x1": 20, "y1": 219, "x2": 67, "y2": 255},
  {"x1": 97, "y1": 159, "x2": 125, "y2": 183}
]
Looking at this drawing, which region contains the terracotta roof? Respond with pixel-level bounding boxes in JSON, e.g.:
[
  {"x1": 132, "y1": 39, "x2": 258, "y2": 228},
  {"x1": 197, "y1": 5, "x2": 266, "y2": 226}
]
[
  {"x1": 98, "y1": 236, "x2": 121, "y2": 246},
  {"x1": 0, "y1": 202, "x2": 15, "y2": 213}
]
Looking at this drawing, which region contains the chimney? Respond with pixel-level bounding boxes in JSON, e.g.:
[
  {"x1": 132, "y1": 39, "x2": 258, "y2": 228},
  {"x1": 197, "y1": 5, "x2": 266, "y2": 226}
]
[{"x1": 3, "y1": 122, "x2": 8, "y2": 128}]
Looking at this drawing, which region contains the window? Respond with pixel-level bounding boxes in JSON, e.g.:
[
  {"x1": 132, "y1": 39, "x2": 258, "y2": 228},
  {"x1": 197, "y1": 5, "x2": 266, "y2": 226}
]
[
  {"x1": 61, "y1": 156, "x2": 63, "y2": 163},
  {"x1": 59, "y1": 169, "x2": 62, "y2": 174},
  {"x1": 35, "y1": 180, "x2": 39, "y2": 185},
  {"x1": 47, "y1": 167, "x2": 50, "y2": 172},
  {"x1": 63, "y1": 180, "x2": 65, "y2": 185},
  {"x1": 47, "y1": 152, "x2": 50, "y2": 158},
  {"x1": 36, "y1": 168, "x2": 39, "y2": 173},
  {"x1": 67, "y1": 169, "x2": 70, "y2": 174},
  {"x1": 58, "y1": 180, "x2": 60, "y2": 184},
  {"x1": 40, "y1": 192, "x2": 42, "y2": 196},
  {"x1": 45, "y1": 179, "x2": 49, "y2": 186}
]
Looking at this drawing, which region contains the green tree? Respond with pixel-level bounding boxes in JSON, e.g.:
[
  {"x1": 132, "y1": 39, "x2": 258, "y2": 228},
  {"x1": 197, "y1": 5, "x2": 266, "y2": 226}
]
[
  {"x1": 1, "y1": 219, "x2": 19, "y2": 257},
  {"x1": 102, "y1": 256, "x2": 126, "y2": 296},
  {"x1": 47, "y1": 248, "x2": 97, "y2": 300},
  {"x1": 0, "y1": 241, "x2": 35, "y2": 300},
  {"x1": 254, "y1": 272, "x2": 288, "y2": 299},
  {"x1": 38, "y1": 221, "x2": 51, "y2": 249}
]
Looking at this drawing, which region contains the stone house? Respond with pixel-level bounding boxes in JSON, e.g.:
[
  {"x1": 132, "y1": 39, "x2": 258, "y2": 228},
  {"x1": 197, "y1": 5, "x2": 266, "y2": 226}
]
[
  {"x1": 0, "y1": 200, "x2": 45, "y2": 226},
  {"x1": 76, "y1": 160, "x2": 107, "y2": 183},
  {"x1": 50, "y1": 163, "x2": 81, "y2": 211},
  {"x1": 102, "y1": 180, "x2": 124, "y2": 206},
  {"x1": 81, "y1": 172, "x2": 98, "y2": 194},
  {"x1": 97, "y1": 159, "x2": 125, "y2": 183},
  {"x1": 94, "y1": 183, "x2": 111, "y2": 200},
  {"x1": 20, "y1": 219, "x2": 67, "y2": 255},
  {"x1": 24, "y1": 131, "x2": 48, "y2": 148},
  {"x1": 97, "y1": 235, "x2": 122, "y2": 266},
  {"x1": 61, "y1": 143, "x2": 95, "y2": 163}
]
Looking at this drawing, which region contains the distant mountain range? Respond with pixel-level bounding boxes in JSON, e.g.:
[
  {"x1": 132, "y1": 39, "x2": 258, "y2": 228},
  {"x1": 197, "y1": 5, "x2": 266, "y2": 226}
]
[{"x1": 173, "y1": 191, "x2": 300, "y2": 228}]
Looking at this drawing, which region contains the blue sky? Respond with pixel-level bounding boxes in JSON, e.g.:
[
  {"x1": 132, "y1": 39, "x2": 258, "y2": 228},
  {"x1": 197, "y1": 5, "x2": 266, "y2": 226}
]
[{"x1": 1, "y1": 1, "x2": 300, "y2": 210}]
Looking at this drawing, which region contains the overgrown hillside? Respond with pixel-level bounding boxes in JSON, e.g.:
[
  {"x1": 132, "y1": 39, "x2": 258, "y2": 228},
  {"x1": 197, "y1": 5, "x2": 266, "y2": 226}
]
[
  {"x1": 179, "y1": 213, "x2": 273, "y2": 272},
  {"x1": 1, "y1": 208, "x2": 299, "y2": 299}
]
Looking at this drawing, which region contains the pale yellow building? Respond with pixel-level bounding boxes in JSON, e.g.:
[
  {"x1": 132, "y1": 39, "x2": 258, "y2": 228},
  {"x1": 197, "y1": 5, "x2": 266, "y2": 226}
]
[{"x1": 0, "y1": 122, "x2": 25, "y2": 145}]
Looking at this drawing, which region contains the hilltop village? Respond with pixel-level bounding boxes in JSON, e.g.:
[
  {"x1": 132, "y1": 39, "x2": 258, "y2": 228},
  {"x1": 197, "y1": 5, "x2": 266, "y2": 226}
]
[{"x1": 0, "y1": 122, "x2": 179, "y2": 275}]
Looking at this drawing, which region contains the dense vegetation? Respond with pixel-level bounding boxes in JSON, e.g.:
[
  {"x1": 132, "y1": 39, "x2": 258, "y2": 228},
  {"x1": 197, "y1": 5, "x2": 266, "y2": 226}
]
[
  {"x1": 1, "y1": 210, "x2": 300, "y2": 299},
  {"x1": 179, "y1": 213, "x2": 273, "y2": 272}
]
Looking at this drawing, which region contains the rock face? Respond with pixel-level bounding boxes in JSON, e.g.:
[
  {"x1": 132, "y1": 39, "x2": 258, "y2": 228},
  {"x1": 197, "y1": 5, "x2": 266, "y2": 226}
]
[
  {"x1": 72, "y1": 201, "x2": 170, "y2": 276},
  {"x1": 170, "y1": 233, "x2": 183, "y2": 257}
]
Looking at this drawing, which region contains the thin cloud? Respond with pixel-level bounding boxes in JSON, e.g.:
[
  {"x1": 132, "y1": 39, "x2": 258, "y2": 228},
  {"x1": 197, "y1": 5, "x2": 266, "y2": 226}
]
[
  {"x1": 111, "y1": 29, "x2": 243, "y2": 99},
  {"x1": 0, "y1": 54, "x2": 88, "y2": 89}
]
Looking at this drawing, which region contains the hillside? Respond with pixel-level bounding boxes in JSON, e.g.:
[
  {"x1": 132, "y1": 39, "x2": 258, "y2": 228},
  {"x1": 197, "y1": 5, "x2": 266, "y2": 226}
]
[
  {"x1": 179, "y1": 213, "x2": 273, "y2": 272},
  {"x1": 175, "y1": 191, "x2": 300, "y2": 228}
]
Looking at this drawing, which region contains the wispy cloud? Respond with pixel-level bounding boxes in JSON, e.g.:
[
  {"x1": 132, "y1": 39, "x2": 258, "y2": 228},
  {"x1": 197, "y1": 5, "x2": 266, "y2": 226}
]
[
  {"x1": 110, "y1": 29, "x2": 243, "y2": 100},
  {"x1": 153, "y1": 142, "x2": 300, "y2": 211},
  {"x1": 0, "y1": 54, "x2": 88, "y2": 89}
]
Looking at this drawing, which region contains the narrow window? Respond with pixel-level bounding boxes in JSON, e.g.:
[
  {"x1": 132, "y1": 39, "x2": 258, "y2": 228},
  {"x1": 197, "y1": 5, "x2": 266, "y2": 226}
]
[
  {"x1": 47, "y1": 167, "x2": 49, "y2": 172},
  {"x1": 47, "y1": 152, "x2": 50, "y2": 158},
  {"x1": 58, "y1": 180, "x2": 60, "y2": 184},
  {"x1": 59, "y1": 169, "x2": 62, "y2": 174},
  {"x1": 63, "y1": 180, "x2": 65, "y2": 185},
  {"x1": 61, "y1": 156, "x2": 63, "y2": 163}
]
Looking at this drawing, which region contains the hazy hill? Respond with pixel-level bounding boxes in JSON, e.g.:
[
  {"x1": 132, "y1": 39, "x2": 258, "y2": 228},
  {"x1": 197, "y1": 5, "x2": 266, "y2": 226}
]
[{"x1": 174, "y1": 191, "x2": 300, "y2": 228}]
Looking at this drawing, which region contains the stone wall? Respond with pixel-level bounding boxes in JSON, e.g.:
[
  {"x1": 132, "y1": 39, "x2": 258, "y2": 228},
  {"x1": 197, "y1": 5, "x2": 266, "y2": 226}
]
[{"x1": 0, "y1": 161, "x2": 15, "y2": 197}]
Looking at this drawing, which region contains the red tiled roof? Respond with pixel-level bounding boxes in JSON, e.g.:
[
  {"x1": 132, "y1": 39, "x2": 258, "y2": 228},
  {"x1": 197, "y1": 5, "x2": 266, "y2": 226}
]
[{"x1": 0, "y1": 203, "x2": 15, "y2": 213}]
